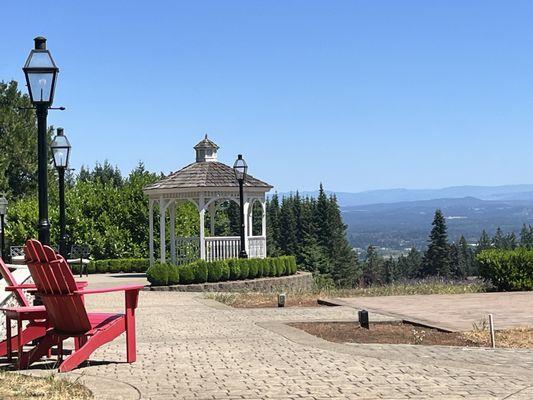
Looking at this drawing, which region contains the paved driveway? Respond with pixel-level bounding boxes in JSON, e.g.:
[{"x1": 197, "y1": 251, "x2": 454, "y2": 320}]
[
  {"x1": 327, "y1": 292, "x2": 533, "y2": 332},
  {"x1": 29, "y1": 289, "x2": 533, "y2": 400}
]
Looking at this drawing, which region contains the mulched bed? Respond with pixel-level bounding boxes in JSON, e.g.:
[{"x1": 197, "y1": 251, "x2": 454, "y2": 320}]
[{"x1": 290, "y1": 321, "x2": 484, "y2": 347}]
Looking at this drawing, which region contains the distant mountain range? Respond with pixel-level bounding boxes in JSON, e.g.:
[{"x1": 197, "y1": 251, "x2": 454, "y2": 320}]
[
  {"x1": 276, "y1": 185, "x2": 533, "y2": 251},
  {"x1": 279, "y1": 184, "x2": 533, "y2": 207}
]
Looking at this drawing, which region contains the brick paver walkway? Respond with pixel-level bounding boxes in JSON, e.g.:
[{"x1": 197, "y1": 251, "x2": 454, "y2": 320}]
[
  {"x1": 35, "y1": 289, "x2": 533, "y2": 400},
  {"x1": 326, "y1": 292, "x2": 533, "y2": 331}
]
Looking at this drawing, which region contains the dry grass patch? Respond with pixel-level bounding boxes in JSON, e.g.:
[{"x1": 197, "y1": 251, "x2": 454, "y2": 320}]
[
  {"x1": 0, "y1": 371, "x2": 92, "y2": 400},
  {"x1": 206, "y1": 280, "x2": 486, "y2": 308},
  {"x1": 463, "y1": 325, "x2": 533, "y2": 349}
]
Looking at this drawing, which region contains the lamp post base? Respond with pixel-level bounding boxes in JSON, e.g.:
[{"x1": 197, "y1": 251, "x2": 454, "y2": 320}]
[{"x1": 239, "y1": 250, "x2": 248, "y2": 259}]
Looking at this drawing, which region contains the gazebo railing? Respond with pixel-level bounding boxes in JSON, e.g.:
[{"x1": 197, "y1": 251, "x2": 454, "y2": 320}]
[
  {"x1": 248, "y1": 236, "x2": 266, "y2": 259},
  {"x1": 175, "y1": 237, "x2": 201, "y2": 265},
  {"x1": 205, "y1": 236, "x2": 240, "y2": 262}
]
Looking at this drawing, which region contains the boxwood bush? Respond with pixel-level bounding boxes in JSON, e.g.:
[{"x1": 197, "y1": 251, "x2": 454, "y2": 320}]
[
  {"x1": 87, "y1": 258, "x2": 150, "y2": 274},
  {"x1": 476, "y1": 248, "x2": 533, "y2": 291},
  {"x1": 147, "y1": 256, "x2": 298, "y2": 286}
]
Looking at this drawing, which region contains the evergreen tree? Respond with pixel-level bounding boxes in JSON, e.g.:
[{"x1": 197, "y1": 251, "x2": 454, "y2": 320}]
[
  {"x1": 266, "y1": 194, "x2": 281, "y2": 256},
  {"x1": 477, "y1": 230, "x2": 492, "y2": 251},
  {"x1": 421, "y1": 209, "x2": 451, "y2": 277},
  {"x1": 519, "y1": 224, "x2": 533, "y2": 248},
  {"x1": 362, "y1": 245, "x2": 382, "y2": 286},
  {"x1": 279, "y1": 196, "x2": 297, "y2": 255},
  {"x1": 397, "y1": 248, "x2": 422, "y2": 279},
  {"x1": 492, "y1": 227, "x2": 506, "y2": 249},
  {"x1": 450, "y1": 236, "x2": 472, "y2": 279}
]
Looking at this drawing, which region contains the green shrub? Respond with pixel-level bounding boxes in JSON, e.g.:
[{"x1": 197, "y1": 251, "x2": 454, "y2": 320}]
[
  {"x1": 146, "y1": 263, "x2": 169, "y2": 286},
  {"x1": 86, "y1": 261, "x2": 96, "y2": 274},
  {"x1": 220, "y1": 260, "x2": 230, "y2": 281},
  {"x1": 277, "y1": 257, "x2": 286, "y2": 276},
  {"x1": 179, "y1": 264, "x2": 195, "y2": 284},
  {"x1": 238, "y1": 259, "x2": 250, "y2": 279},
  {"x1": 267, "y1": 258, "x2": 277, "y2": 277},
  {"x1": 193, "y1": 260, "x2": 208, "y2": 283},
  {"x1": 476, "y1": 248, "x2": 533, "y2": 291},
  {"x1": 228, "y1": 259, "x2": 240, "y2": 280},
  {"x1": 147, "y1": 256, "x2": 298, "y2": 286},
  {"x1": 248, "y1": 259, "x2": 259, "y2": 278},
  {"x1": 208, "y1": 260, "x2": 223, "y2": 282},
  {"x1": 95, "y1": 260, "x2": 109, "y2": 273}
]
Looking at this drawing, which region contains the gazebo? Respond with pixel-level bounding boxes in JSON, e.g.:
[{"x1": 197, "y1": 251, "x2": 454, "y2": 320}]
[{"x1": 143, "y1": 136, "x2": 273, "y2": 266}]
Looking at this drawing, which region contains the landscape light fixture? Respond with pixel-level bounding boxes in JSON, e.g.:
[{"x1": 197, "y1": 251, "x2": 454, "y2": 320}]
[
  {"x1": 0, "y1": 194, "x2": 7, "y2": 259},
  {"x1": 233, "y1": 154, "x2": 248, "y2": 259},
  {"x1": 22, "y1": 36, "x2": 60, "y2": 244},
  {"x1": 50, "y1": 128, "x2": 71, "y2": 257}
]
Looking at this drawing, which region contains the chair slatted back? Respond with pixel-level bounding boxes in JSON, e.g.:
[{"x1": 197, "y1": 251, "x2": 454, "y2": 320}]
[
  {"x1": 0, "y1": 257, "x2": 31, "y2": 307},
  {"x1": 25, "y1": 239, "x2": 91, "y2": 334}
]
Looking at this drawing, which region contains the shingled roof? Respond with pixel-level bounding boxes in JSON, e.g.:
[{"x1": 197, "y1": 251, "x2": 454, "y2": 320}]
[
  {"x1": 144, "y1": 161, "x2": 272, "y2": 191},
  {"x1": 144, "y1": 136, "x2": 272, "y2": 192}
]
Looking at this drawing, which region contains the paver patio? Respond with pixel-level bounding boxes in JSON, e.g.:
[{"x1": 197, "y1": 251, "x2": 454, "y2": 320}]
[
  {"x1": 325, "y1": 292, "x2": 533, "y2": 332},
  {"x1": 18, "y1": 279, "x2": 533, "y2": 400}
]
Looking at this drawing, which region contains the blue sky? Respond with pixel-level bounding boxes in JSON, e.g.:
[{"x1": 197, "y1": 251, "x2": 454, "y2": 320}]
[{"x1": 1, "y1": 1, "x2": 532, "y2": 193}]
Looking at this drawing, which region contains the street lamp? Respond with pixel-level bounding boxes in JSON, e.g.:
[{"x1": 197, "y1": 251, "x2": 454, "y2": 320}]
[
  {"x1": 233, "y1": 154, "x2": 248, "y2": 259},
  {"x1": 51, "y1": 128, "x2": 71, "y2": 258},
  {"x1": 23, "y1": 36, "x2": 59, "y2": 245},
  {"x1": 0, "y1": 194, "x2": 7, "y2": 259}
]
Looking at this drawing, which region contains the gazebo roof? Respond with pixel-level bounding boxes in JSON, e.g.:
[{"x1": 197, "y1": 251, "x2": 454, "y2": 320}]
[{"x1": 144, "y1": 137, "x2": 273, "y2": 192}]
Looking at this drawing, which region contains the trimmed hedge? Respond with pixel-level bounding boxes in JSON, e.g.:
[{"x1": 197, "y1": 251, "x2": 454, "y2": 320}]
[
  {"x1": 86, "y1": 258, "x2": 150, "y2": 274},
  {"x1": 147, "y1": 256, "x2": 298, "y2": 286},
  {"x1": 476, "y1": 248, "x2": 533, "y2": 291}
]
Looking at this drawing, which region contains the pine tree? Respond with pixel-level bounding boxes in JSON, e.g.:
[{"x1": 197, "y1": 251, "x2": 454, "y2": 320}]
[
  {"x1": 279, "y1": 196, "x2": 297, "y2": 255},
  {"x1": 492, "y1": 227, "x2": 506, "y2": 249},
  {"x1": 450, "y1": 236, "x2": 472, "y2": 279},
  {"x1": 266, "y1": 194, "x2": 281, "y2": 256},
  {"x1": 519, "y1": 224, "x2": 533, "y2": 248},
  {"x1": 421, "y1": 209, "x2": 451, "y2": 277},
  {"x1": 362, "y1": 245, "x2": 382, "y2": 286},
  {"x1": 477, "y1": 230, "x2": 492, "y2": 251}
]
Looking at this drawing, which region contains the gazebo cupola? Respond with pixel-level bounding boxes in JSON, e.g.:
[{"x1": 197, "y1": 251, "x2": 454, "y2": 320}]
[
  {"x1": 144, "y1": 136, "x2": 273, "y2": 266},
  {"x1": 194, "y1": 134, "x2": 219, "y2": 162}
]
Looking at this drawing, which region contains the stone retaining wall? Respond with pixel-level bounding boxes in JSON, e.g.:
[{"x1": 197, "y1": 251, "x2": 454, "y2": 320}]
[{"x1": 147, "y1": 271, "x2": 314, "y2": 292}]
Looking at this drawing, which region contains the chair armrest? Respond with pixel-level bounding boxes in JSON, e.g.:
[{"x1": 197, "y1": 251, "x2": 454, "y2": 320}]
[
  {"x1": 74, "y1": 284, "x2": 144, "y2": 295},
  {"x1": 6, "y1": 284, "x2": 36, "y2": 291},
  {"x1": 7, "y1": 281, "x2": 88, "y2": 292}
]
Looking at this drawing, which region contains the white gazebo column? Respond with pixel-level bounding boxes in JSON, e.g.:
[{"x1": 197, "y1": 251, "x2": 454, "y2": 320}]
[
  {"x1": 149, "y1": 199, "x2": 154, "y2": 267},
  {"x1": 248, "y1": 201, "x2": 254, "y2": 236},
  {"x1": 159, "y1": 198, "x2": 166, "y2": 264},
  {"x1": 170, "y1": 201, "x2": 176, "y2": 265},
  {"x1": 243, "y1": 198, "x2": 250, "y2": 254},
  {"x1": 261, "y1": 199, "x2": 267, "y2": 237},
  {"x1": 209, "y1": 201, "x2": 216, "y2": 236},
  {"x1": 199, "y1": 196, "x2": 206, "y2": 260}
]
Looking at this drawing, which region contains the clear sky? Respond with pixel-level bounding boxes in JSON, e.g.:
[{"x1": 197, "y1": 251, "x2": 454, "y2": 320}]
[{"x1": 1, "y1": 1, "x2": 532, "y2": 193}]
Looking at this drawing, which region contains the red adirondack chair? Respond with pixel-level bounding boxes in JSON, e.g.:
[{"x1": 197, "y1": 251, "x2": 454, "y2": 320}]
[
  {"x1": 20, "y1": 239, "x2": 143, "y2": 372},
  {"x1": 0, "y1": 257, "x2": 47, "y2": 357}
]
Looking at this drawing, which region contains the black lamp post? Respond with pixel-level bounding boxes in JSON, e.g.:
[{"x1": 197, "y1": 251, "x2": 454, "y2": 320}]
[
  {"x1": 0, "y1": 194, "x2": 7, "y2": 259},
  {"x1": 51, "y1": 128, "x2": 71, "y2": 258},
  {"x1": 23, "y1": 36, "x2": 59, "y2": 245},
  {"x1": 233, "y1": 154, "x2": 248, "y2": 259}
]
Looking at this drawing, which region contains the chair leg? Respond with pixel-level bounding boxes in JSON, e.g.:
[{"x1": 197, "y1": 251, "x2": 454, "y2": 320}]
[
  {"x1": 6, "y1": 317, "x2": 11, "y2": 363},
  {"x1": 0, "y1": 324, "x2": 47, "y2": 357},
  {"x1": 126, "y1": 306, "x2": 136, "y2": 363},
  {"x1": 59, "y1": 322, "x2": 124, "y2": 372},
  {"x1": 17, "y1": 334, "x2": 59, "y2": 370}
]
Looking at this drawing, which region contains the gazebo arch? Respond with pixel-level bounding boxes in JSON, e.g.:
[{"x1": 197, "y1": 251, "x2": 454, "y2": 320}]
[{"x1": 143, "y1": 135, "x2": 273, "y2": 266}]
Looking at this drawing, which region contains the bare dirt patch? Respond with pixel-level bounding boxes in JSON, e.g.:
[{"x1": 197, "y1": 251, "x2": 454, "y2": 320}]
[
  {"x1": 290, "y1": 321, "x2": 480, "y2": 346},
  {"x1": 291, "y1": 321, "x2": 533, "y2": 348}
]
